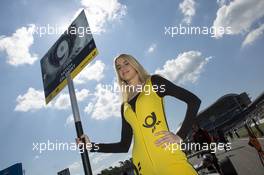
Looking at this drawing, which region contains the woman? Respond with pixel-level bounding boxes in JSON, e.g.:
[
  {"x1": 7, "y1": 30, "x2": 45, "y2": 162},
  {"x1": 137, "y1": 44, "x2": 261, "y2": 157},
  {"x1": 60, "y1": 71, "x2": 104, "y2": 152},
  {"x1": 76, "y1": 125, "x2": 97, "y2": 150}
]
[{"x1": 77, "y1": 54, "x2": 201, "y2": 174}]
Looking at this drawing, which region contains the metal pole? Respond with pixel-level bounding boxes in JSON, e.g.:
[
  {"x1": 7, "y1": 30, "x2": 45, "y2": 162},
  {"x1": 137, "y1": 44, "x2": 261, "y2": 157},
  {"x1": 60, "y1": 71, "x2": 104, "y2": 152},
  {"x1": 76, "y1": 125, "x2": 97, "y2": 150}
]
[{"x1": 66, "y1": 73, "x2": 93, "y2": 175}]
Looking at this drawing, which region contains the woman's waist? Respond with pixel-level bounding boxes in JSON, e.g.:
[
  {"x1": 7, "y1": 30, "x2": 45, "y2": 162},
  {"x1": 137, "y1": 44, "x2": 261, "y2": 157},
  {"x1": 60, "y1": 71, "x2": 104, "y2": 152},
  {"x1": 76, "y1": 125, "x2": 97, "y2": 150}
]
[{"x1": 132, "y1": 141, "x2": 187, "y2": 160}]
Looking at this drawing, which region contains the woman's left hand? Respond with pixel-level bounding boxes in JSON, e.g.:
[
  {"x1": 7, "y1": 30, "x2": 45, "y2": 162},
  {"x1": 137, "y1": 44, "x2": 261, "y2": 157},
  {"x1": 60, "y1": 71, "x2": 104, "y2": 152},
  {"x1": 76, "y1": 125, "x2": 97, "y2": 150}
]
[{"x1": 154, "y1": 130, "x2": 183, "y2": 147}]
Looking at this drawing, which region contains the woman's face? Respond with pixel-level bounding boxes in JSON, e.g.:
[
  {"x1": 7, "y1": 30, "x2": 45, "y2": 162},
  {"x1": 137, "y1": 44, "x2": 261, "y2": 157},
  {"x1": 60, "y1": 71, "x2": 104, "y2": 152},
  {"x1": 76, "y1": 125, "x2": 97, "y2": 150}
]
[{"x1": 116, "y1": 57, "x2": 137, "y2": 82}]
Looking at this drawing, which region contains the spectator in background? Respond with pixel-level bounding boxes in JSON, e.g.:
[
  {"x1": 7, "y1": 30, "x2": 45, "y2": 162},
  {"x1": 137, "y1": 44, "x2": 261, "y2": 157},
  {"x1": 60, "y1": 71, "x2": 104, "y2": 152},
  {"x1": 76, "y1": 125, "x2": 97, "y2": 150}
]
[
  {"x1": 233, "y1": 128, "x2": 240, "y2": 138},
  {"x1": 192, "y1": 123, "x2": 222, "y2": 173},
  {"x1": 192, "y1": 123, "x2": 212, "y2": 146},
  {"x1": 245, "y1": 123, "x2": 264, "y2": 166},
  {"x1": 228, "y1": 131, "x2": 234, "y2": 141},
  {"x1": 217, "y1": 129, "x2": 228, "y2": 152}
]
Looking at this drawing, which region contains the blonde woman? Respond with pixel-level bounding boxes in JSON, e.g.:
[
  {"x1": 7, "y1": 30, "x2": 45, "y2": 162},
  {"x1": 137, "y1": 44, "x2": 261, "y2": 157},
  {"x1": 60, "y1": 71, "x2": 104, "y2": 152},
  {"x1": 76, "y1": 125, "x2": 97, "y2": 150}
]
[{"x1": 77, "y1": 54, "x2": 201, "y2": 174}]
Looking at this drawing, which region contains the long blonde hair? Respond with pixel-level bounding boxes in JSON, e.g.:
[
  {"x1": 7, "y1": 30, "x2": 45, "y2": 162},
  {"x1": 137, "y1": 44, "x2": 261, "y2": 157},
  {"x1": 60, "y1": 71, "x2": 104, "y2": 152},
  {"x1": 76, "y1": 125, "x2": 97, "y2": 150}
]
[{"x1": 114, "y1": 54, "x2": 150, "y2": 102}]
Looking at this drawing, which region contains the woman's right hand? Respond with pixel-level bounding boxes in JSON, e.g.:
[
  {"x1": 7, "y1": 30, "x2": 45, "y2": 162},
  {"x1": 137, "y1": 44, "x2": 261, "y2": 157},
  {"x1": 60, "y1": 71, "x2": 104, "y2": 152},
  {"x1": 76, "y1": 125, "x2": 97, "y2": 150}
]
[{"x1": 75, "y1": 134, "x2": 91, "y2": 145}]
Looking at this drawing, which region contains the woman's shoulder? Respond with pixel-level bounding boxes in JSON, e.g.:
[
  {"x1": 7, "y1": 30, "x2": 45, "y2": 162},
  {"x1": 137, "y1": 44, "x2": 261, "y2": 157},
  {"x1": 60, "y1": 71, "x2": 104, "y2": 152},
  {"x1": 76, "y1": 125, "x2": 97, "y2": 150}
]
[
  {"x1": 150, "y1": 74, "x2": 168, "y2": 85},
  {"x1": 150, "y1": 73, "x2": 162, "y2": 79}
]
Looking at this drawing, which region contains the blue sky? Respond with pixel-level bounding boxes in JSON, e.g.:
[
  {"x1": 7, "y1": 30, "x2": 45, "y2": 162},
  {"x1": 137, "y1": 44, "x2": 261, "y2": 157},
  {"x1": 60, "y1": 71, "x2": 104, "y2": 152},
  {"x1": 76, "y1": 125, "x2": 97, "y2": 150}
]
[{"x1": 1, "y1": 0, "x2": 264, "y2": 174}]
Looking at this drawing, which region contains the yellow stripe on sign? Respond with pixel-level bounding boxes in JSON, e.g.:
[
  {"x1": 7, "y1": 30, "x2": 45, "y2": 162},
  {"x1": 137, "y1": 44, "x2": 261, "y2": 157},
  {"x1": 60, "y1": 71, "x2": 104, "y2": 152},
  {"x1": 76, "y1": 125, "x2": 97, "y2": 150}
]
[
  {"x1": 45, "y1": 48, "x2": 99, "y2": 104},
  {"x1": 71, "y1": 48, "x2": 99, "y2": 80}
]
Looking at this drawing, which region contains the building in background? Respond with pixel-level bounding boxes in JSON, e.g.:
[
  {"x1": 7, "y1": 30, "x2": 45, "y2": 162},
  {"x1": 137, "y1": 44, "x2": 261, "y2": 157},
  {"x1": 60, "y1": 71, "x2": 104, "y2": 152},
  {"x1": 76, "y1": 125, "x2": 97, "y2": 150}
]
[
  {"x1": 0, "y1": 163, "x2": 24, "y2": 175},
  {"x1": 197, "y1": 92, "x2": 251, "y2": 132},
  {"x1": 187, "y1": 91, "x2": 264, "y2": 139}
]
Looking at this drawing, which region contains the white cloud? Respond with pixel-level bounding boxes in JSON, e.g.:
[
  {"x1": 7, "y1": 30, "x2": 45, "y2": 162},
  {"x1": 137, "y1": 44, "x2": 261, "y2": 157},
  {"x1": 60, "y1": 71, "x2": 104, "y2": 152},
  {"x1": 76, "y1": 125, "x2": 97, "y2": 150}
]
[
  {"x1": 242, "y1": 23, "x2": 264, "y2": 47},
  {"x1": 213, "y1": 0, "x2": 264, "y2": 38},
  {"x1": 217, "y1": 0, "x2": 229, "y2": 7},
  {"x1": 179, "y1": 0, "x2": 196, "y2": 25},
  {"x1": 68, "y1": 161, "x2": 82, "y2": 175},
  {"x1": 92, "y1": 153, "x2": 113, "y2": 164},
  {"x1": 52, "y1": 89, "x2": 90, "y2": 110},
  {"x1": 155, "y1": 51, "x2": 211, "y2": 85},
  {"x1": 0, "y1": 24, "x2": 38, "y2": 66},
  {"x1": 85, "y1": 82, "x2": 122, "y2": 120},
  {"x1": 16, "y1": 84, "x2": 121, "y2": 120},
  {"x1": 84, "y1": 102, "x2": 94, "y2": 114},
  {"x1": 77, "y1": 0, "x2": 127, "y2": 34},
  {"x1": 76, "y1": 89, "x2": 90, "y2": 101},
  {"x1": 65, "y1": 114, "x2": 74, "y2": 127},
  {"x1": 74, "y1": 60, "x2": 105, "y2": 84},
  {"x1": 53, "y1": 93, "x2": 70, "y2": 110},
  {"x1": 147, "y1": 43, "x2": 157, "y2": 53},
  {"x1": 15, "y1": 88, "x2": 46, "y2": 112},
  {"x1": 15, "y1": 88, "x2": 90, "y2": 112}
]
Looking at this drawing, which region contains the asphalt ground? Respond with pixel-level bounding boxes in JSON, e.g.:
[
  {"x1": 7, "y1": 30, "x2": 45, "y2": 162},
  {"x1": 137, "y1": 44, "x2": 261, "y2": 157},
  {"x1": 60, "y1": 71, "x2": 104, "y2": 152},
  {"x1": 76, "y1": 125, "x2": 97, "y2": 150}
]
[{"x1": 188, "y1": 138, "x2": 264, "y2": 175}]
